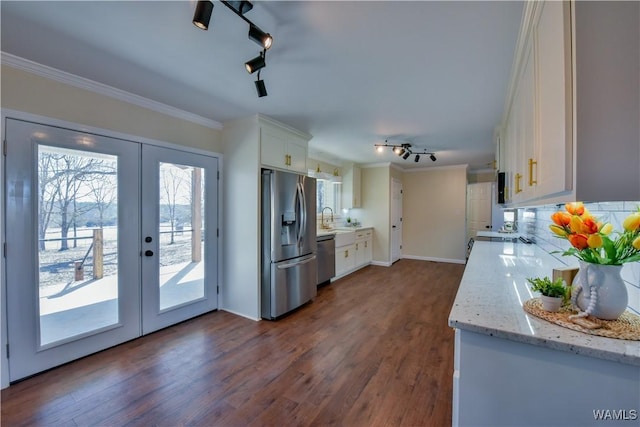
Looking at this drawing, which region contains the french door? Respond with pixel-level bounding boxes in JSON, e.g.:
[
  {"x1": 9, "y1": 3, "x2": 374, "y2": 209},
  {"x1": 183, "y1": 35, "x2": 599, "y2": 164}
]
[{"x1": 4, "y1": 118, "x2": 218, "y2": 381}]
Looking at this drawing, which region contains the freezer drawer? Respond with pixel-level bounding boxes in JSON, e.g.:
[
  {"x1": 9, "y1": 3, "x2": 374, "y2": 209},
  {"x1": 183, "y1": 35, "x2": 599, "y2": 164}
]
[{"x1": 262, "y1": 254, "x2": 317, "y2": 319}]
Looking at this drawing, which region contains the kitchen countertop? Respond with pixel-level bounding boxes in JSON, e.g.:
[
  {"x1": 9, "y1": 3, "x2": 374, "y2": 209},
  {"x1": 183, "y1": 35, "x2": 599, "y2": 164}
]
[
  {"x1": 448, "y1": 240, "x2": 640, "y2": 366},
  {"x1": 475, "y1": 230, "x2": 521, "y2": 239},
  {"x1": 316, "y1": 226, "x2": 372, "y2": 238}
]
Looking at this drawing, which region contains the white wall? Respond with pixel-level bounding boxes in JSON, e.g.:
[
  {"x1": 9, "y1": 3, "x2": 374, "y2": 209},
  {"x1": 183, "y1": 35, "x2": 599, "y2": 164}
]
[
  {"x1": 360, "y1": 166, "x2": 391, "y2": 264},
  {"x1": 402, "y1": 165, "x2": 468, "y2": 263}
]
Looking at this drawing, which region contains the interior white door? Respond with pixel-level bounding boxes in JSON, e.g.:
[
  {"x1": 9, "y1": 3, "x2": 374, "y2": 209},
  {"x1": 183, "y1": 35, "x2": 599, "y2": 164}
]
[
  {"x1": 467, "y1": 182, "x2": 493, "y2": 240},
  {"x1": 140, "y1": 145, "x2": 218, "y2": 334},
  {"x1": 4, "y1": 118, "x2": 141, "y2": 381},
  {"x1": 391, "y1": 178, "x2": 403, "y2": 263}
]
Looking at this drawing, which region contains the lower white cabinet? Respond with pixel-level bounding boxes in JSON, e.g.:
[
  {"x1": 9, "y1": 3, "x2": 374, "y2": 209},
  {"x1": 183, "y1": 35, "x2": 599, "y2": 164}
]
[{"x1": 334, "y1": 228, "x2": 373, "y2": 279}]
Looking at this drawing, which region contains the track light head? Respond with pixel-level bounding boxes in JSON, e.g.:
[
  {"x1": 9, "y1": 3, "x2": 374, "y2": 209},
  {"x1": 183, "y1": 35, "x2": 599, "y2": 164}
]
[
  {"x1": 430, "y1": 154, "x2": 437, "y2": 162},
  {"x1": 414, "y1": 154, "x2": 420, "y2": 162},
  {"x1": 193, "y1": 0, "x2": 214, "y2": 30},
  {"x1": 402, "y1": 151, "x2": 411, "y2": 160},
  {"x1": 398, "y1": 148, "x2": 406, "y2": 157},
  {"x1": 245, "y1": 51, "x2": 266, "y2": 74},
  {"x1": 255, "y1": 78, "x2": 268, "y2": 97},
  {"x1": 249, "y1": 25, "x2": 273, "y2": 50}
]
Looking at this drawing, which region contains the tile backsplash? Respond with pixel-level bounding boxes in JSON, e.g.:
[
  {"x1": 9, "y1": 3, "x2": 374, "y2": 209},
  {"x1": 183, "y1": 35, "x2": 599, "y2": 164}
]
[{"x1": 517, "y1": 202, "x2": 640, "y2": 314}]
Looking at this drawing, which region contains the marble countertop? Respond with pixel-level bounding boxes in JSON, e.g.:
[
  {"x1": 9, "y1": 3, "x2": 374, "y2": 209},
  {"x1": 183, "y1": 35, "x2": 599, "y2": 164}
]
[{"x1": 448, "y1": 240, "x2": 640, "y2": 366}]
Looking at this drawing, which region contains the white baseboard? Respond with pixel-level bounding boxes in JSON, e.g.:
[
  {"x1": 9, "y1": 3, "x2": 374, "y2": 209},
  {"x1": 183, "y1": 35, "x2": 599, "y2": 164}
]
[
  {"x1": 402, "y1": 255, "x2": 466, "y2": 265},
  {"x1": 370, "y1": 260, "x2": 393, "y2": 267},
  {"x1": 220, "y1": 308, "x2": 261, "y2": 322}
]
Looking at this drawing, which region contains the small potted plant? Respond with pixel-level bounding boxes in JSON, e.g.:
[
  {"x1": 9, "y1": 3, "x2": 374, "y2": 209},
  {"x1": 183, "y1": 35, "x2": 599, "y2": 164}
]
[{"x1": 527, "y1": 276, "x2": 568, "y2": 312}]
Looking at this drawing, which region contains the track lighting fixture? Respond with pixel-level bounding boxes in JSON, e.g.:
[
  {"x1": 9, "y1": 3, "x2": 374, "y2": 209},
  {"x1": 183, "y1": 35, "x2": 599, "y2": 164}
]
[
  {"x1": 193, "y1": 0, "x2": 214, "y2": 30},
  {"x1": 248, "y1": 25, "x2": 273, "y2": 50},
  {"x1": 245, "y1": 50, "x2": 266, "y2": 74},
  {"x1": 374, "y1": 141, "x2": 437, "y2": 163},
  {"x1": 194, "y1": 1, "x2": 274, "y2": 97}
]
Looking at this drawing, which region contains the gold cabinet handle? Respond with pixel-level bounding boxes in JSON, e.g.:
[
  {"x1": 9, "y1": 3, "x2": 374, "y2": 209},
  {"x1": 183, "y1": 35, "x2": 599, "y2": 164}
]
[
  {"x1": 493, "y1": 159, "x2": 497, "y2": 170},
  {"x1": 528, "y1": 158, "x2": 537, "y2": 186},
  {"x1": 355, "y1": 243, "x2": 359, "y2": 250},
  {"x1": 364, "y1": 241, "x2": 368, "y2": 248},
  {"x1": 515, "y1": 173, "x2": 522, "y2": 194},
  {"x1": 345, "y1": 250, "x2": 349, "y2": 258}
]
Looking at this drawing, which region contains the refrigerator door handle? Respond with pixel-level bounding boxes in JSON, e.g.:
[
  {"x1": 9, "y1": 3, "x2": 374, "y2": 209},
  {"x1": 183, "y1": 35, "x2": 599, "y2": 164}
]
[
  {"x1": 276, "y1": 254, "x2": 316, "y2": 270},
  {"x1": 298, "y1": 181, "x2": 307, "y2": 247}
]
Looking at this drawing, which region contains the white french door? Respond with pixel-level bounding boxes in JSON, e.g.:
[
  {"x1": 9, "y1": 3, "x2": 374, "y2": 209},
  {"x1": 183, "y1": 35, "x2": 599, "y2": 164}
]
[{"x1": 4, "y1": 118, "x2": 218, "y2": 381}]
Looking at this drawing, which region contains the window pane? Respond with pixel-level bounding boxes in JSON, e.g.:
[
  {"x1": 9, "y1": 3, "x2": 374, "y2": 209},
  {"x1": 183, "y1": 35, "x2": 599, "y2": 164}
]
[{"x1": 316, "y1": 181, "x2": 341, "y2": 214}]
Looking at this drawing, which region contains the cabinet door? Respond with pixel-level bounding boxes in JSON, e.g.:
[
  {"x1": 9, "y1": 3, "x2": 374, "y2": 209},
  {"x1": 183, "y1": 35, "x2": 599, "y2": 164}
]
[
  {"x1": 355, "y1": 240, "x2": 365, "y2": 267},
  {"x1": 352, "y1": 165, "x2": 361, "y2": 207},
  {"x1": 363, "y1": 237, "x2": 373, "y2": 263},
  {"x1": 534, "y1": 0, "x2": 572, "y2": 197},
  {"x1": 335, "y1": 244, "x2": 356, "y2": 277},
  {"x1": 260, "y1": 126, "x2": 288, "y2": 169},
  {"x1": 287, "y1": 136, "x2": 308, "y2": 174}
]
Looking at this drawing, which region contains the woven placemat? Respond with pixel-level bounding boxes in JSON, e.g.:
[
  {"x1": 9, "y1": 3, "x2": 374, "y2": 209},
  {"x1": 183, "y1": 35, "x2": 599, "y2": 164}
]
[{"x1": 523, "y1": 298, "x2": 640, "y2": 341}]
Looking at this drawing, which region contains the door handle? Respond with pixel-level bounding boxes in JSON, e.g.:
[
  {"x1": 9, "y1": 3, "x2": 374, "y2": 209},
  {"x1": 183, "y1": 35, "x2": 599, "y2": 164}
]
[
  {"x1": 276, "y1": 255, "x2": 316, "y2": 269},
  {"x1": 145, "y1": 236, "x2": 153, "y2": 243},
  {"x1": 144, "y1": 250, "x2": 154, "y2": 257},
  {"x1": 392, "y1": 225, "x2": 397, "y2": 228}
]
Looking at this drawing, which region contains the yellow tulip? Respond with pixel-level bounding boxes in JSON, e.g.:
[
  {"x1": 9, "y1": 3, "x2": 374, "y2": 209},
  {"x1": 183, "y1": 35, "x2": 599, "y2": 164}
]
[
  {"x1": 569, "y1": 216, "x2": 583, "y2": 234},
  {"x1": 587, "y1": 233, "x2": 603, "y2": 248},
  {"x1": 633, "y1": 235, "x2": 640, "y2": 250},
  {"x1": 565, "y1": 202, "x2": 584, "y2": 216},
  {"x1": 549, "y1": 224, "x2": 567, "y2": 236},
  {"x1": 600, "y1": 223, "x2": 613, "y2": 235},
  {"x1": 623, "y1": 213, "x2": 640, "y2": 231}
]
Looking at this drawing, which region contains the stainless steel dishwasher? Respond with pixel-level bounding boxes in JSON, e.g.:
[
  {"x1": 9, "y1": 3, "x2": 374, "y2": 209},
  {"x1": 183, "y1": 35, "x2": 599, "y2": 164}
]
[{"x1": 316, "y1": 234, "x2": 336, "y2": 285}]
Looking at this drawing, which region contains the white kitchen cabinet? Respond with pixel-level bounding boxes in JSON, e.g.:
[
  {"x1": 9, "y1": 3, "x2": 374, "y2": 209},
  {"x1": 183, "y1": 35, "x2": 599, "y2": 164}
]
[
  {"x1": 354, "y1": 229, "x2": 373, "y2": 268},
  {"x1": 500, "y1": 1, "x2": 639, "y2": 206},
  {"x1": 341, "y1": 163, "x2": 361, "y2": 208},
  {"x1": 260, "y1": 122, "x2": 308, "y2": 174},
  {"x1": 335, "y1": 243, "x2": 356, "y2": 277}
]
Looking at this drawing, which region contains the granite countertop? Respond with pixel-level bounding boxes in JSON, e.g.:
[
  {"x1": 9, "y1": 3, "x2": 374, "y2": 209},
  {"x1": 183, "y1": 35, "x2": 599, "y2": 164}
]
[{"x1": 448, "y1": 240, "x2": 640, "y2": 367}]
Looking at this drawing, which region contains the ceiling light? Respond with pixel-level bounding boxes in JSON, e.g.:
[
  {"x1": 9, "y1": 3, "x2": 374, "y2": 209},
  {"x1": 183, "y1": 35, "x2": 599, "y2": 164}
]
[
  {"x1": 245, "y1": 52, "x2": 266, "y2": 74},
  {"x1": 402, "y1": 151, "x2": 411, "y2": 160},
  {"x1": 415, "y1": 154, "x2": 421, "y2": 162},
  {"x1": 255, "y1": 77, "x2": 268, "y2": 97},
  {"x1": 398, "y1": 148, "x2": 406, "y2": 157},
  {"x1": 249, "y1": 25, "x2": 273, "y2": 50},
  {"x1": 430, "y1": 154, "x2": 437, "y2": 162},
  {"x1": 193, "y1": 0, "x2": 214, "y2": 30},
  {"x1": 376, "y1": 146, "x2": 384, "y2": 153}
]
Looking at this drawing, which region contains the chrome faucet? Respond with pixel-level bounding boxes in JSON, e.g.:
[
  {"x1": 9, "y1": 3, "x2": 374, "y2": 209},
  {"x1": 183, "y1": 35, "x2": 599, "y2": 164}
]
[{"x1": 321, "y1": 207, "x2": 334, "y2": 229}]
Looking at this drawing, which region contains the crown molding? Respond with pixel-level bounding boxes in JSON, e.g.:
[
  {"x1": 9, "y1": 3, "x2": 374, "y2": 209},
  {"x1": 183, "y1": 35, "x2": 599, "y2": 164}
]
[{"x1": 1, "y1": 52, "x2": 223, "y2": 130}]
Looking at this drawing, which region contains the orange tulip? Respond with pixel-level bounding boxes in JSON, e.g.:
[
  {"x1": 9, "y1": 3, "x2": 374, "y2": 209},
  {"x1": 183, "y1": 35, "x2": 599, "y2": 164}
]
[
  {"x1": 633, "y1": 236, "x2": 640, "y2": 250},
  {"x1": 549, "y1": 224, "x2": 567, "y2": 236},
  {"x1": 581, "y1": 218, "x2": 599, "y2": 234},
  {"x1": 551, "y1": 211, "x2": 571, "y2": 227},
  {"x1": 623, "y1": 213, "x2": 640, "y2": 231},
  {"x1": 568, "y1": 233, "x2": 589, "y2": 250},
  {"x1": 565, "y1": 202, "x2": 585, "y2": 216},
  {"x1": 587, "y1": 233, "x2": 603, "y2": 248}
]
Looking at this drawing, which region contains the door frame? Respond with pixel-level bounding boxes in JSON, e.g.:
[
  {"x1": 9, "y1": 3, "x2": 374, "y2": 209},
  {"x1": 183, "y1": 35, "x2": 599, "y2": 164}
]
[
  {"x1": 391, "y1": 178, "x2": 403, "y2": 263},
  {"x1": 1, "y1": 109, "x2": 224, "y2": 387}
]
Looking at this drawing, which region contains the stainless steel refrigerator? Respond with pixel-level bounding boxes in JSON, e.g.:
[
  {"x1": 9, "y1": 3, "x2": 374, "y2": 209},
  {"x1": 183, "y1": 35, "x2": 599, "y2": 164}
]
[{"x1": 261, "y1": 169, "x2": 317, "y2": 319}]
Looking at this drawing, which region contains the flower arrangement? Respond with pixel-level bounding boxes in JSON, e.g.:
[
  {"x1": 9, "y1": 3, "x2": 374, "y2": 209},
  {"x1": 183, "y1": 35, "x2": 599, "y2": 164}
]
[{"x1": 549, "y1": 202, "x2": 640, "y2": 265}]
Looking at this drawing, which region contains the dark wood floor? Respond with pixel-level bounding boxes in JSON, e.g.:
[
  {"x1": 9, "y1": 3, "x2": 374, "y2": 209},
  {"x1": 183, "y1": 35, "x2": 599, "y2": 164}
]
[{"x1": 1, "y1": 259, "x2": 464, "y2": 426}]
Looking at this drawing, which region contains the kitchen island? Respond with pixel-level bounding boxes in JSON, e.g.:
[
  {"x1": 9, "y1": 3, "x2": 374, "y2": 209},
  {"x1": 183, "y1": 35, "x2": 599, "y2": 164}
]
[{"x1": 449, "y1": 240, "x2": 640, "y2": 426}]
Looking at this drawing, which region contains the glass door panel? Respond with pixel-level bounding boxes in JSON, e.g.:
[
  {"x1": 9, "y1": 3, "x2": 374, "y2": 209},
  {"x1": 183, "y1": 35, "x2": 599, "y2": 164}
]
[
  {"x1": 141, "y1": 145, "x2": 218, "y2": 334},
  {"x1": 37, "y1": 145, "x2": 120, "y2": 346},
  {"x1": 5, "y1": 118, "x2": 140, "y2": 381},
  {"x1": 158, "y1": 162, "x2": 205, "y2": 311}
]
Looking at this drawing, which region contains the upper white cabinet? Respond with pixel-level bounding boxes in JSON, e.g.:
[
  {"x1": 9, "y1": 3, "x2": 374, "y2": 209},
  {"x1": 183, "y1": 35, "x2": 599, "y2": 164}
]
[
  {"x1": 342, "y1": 163, "x2": 362, "y2": 208},
  {"x1": 260, "y1": 119, "x2": 309, "y2": 174},
  {"x1": 500, "y1": 1, "x2": 639, "y2": 205}
]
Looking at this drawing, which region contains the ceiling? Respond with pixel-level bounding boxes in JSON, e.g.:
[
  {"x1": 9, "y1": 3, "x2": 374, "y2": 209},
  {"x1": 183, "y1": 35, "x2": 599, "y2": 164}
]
[{"x1": 1, "y1": 1, "x2": 523, "y2": 170}]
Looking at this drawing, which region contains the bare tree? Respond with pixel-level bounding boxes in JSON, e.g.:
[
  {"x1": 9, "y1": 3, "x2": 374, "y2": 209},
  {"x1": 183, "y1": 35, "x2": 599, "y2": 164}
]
[
  {"x1": 38, "y1": 153, "x2": 59, "y2": 251},
  {"x1": 160, "y1": 164, "x2": 190, "y2": 244},
  {"x1": 87, "y1": 163, "x2": 117, "y2": 228}
]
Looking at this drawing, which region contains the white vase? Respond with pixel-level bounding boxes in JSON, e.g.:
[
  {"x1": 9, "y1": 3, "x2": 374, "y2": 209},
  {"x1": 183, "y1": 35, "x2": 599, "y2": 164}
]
[
  {"x1": 540, "y1": 295, "x2": 563, "y2": 312},
  {"x1": 571, "y1": 260, "x2": 628, "y2": 320}
]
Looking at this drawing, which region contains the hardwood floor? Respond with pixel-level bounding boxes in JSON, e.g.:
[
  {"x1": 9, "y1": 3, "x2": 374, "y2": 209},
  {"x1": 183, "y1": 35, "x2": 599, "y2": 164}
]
[{"x1": 1, "y1": 259, "x2": 464, "y2": 426}]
